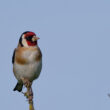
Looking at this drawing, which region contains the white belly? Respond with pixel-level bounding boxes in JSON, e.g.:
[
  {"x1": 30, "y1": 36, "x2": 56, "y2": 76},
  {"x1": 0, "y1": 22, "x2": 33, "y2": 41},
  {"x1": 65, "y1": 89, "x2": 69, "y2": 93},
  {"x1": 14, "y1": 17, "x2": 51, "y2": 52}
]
[{"x1": 13, "y1": 60, "x2": 42, "y2": 81}]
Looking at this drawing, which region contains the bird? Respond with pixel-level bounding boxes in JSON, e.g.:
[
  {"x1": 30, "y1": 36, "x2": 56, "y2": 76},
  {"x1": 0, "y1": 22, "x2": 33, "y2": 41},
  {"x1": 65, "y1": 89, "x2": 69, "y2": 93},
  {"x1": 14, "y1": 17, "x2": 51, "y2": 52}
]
[{"x1": 12, "y1": 31, "x2": 42, "y2": 92}]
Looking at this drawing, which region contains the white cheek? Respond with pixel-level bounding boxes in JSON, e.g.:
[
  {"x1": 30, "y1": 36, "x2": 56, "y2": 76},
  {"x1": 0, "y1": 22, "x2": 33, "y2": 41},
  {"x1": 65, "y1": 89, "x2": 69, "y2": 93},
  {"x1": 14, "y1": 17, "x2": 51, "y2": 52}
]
[{"x1": 22, "y1": 38, "x2": 29, "y2": 47}]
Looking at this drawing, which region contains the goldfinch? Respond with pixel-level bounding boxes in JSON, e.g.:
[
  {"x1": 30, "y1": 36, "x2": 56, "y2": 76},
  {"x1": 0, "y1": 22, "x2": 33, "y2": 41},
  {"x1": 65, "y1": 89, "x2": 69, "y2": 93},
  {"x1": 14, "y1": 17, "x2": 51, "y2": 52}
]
[{"x1": 12, "y1": 31, "x2": 42, "y2": 92}]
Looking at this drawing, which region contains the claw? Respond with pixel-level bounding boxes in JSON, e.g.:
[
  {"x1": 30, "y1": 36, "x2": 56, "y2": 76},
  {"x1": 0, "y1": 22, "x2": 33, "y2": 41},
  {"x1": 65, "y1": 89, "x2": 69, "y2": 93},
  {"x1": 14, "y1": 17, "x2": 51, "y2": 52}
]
[{"x1": 21, "y1": 91, "x2": 29, "y2": 98}]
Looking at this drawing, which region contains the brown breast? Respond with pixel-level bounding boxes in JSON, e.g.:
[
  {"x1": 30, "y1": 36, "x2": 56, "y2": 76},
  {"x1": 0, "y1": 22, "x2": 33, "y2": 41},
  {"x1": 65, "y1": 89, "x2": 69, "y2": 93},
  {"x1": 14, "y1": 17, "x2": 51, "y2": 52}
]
[{"x1": 15, "y1": 46, "x2": 42, "y2": 65}]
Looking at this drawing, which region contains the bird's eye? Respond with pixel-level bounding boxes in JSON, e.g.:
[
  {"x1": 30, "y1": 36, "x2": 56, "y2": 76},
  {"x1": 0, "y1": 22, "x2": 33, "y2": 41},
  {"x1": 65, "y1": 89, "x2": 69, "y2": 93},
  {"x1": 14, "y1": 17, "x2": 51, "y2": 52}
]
[{"x1": 26, "y1": 36, "x2": 33, "y2": 41}]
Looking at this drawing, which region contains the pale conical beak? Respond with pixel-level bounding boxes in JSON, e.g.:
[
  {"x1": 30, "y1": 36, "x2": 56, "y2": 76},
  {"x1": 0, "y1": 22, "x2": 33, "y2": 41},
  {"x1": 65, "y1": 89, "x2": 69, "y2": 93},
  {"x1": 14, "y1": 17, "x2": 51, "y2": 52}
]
[{"x1": 32, "y1": 36, "x2": 40, "y2": 42}]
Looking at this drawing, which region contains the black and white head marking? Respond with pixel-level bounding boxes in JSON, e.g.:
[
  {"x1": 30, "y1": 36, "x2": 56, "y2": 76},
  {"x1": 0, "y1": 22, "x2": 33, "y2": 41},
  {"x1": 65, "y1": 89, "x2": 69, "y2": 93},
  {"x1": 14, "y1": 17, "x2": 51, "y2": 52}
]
[{"x1": 19, "y1": 31, "x2": 30, "y2": 47}]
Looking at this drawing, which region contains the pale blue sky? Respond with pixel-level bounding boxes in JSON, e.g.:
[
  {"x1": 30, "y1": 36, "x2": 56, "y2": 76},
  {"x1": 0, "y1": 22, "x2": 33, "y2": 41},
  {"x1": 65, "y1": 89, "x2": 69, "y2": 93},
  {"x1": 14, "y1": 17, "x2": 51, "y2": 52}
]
[{"x1": 0, "y1": 0, "x2": 110, "y2": 110}]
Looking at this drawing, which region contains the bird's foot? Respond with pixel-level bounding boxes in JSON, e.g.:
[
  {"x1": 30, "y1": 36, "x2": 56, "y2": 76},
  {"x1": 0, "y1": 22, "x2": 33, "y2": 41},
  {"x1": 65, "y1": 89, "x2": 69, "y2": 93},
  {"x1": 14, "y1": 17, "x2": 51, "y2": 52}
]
[
  {"x1": 20, "y1": 77, "x2": 33, "y2": 103},
  {"x1": 21, "y1": 77, "x2": 32, "y2": 88},
  {"x1": 21, "y1": 91, "x2": 29, "y2": 99},
  {"x1": 22, "y1": 88, "x2": 33, "y2": 102}
]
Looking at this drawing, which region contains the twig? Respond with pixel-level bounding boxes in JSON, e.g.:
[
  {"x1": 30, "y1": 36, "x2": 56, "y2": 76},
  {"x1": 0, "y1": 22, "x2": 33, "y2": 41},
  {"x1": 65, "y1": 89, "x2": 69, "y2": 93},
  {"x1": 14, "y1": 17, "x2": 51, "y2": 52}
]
[
  {"x1": 21, "y1": 77, "x2": 35, "y2": 110},
  {"x1": 27, "y1": 86, "x2": 34, "y2": 110}
]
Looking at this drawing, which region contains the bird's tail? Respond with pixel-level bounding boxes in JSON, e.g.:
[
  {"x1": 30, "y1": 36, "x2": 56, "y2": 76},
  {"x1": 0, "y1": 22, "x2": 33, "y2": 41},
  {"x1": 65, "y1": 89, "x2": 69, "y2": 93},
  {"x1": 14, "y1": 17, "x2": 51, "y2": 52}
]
[{"x1": 13, "y1": 82, "x2": 23, "y2": 92}]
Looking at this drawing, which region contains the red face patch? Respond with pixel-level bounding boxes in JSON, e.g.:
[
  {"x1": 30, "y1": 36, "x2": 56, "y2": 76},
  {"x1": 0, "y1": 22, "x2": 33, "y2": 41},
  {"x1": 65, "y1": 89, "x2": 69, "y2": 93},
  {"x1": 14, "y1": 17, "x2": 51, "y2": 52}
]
[
  {"x1": 27, "y1": 40, "x2": 37, "y2": 46},
  {"x1": 24, "y1": 32, "x2": 37, "y2": 46}
]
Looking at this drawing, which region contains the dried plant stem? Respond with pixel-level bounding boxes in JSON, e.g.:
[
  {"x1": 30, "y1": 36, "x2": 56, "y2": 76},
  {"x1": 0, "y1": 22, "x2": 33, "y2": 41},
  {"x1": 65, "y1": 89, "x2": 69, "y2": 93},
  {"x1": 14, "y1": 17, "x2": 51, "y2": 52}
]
[
  {"x1": 27, "y1": 87, "x2": 34, "y2": 110},
  {"x1": 29, "y1": 101, "x2": 34, "y2": 110},
  {"x1": 21, "y1": 77, "x2": 35, "y2": 110}
]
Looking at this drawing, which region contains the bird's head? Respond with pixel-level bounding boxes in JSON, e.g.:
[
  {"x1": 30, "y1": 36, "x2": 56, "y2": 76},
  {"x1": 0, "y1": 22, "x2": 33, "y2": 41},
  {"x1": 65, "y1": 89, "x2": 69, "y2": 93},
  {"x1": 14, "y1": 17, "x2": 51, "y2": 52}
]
[{"x1": 19, "y1": 31, "x2": 40, "y2": 47}]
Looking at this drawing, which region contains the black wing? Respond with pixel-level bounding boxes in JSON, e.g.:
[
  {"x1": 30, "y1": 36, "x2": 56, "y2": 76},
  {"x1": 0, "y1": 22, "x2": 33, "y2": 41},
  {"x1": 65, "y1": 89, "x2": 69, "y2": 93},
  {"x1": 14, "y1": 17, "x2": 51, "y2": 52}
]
[{"x1": 12, "y1": 49, "x2": 16, "y2": 64}]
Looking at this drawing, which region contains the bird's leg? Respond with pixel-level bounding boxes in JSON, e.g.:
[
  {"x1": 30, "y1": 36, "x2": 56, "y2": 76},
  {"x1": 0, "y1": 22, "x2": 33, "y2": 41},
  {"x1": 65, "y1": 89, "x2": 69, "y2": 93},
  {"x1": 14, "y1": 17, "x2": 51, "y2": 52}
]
[
  {"x1": 21, "y1": 77, "x2": 32, "y2": 99},
  {"x1": 21, "y1": 78, "x2": 33, "y2": 100},
  {"x1": 21, "y1": 77, "x2": 32, "y2": 88},
  {"x1": 21, "y1": 77, "x2": 34, "y2": 110}
]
